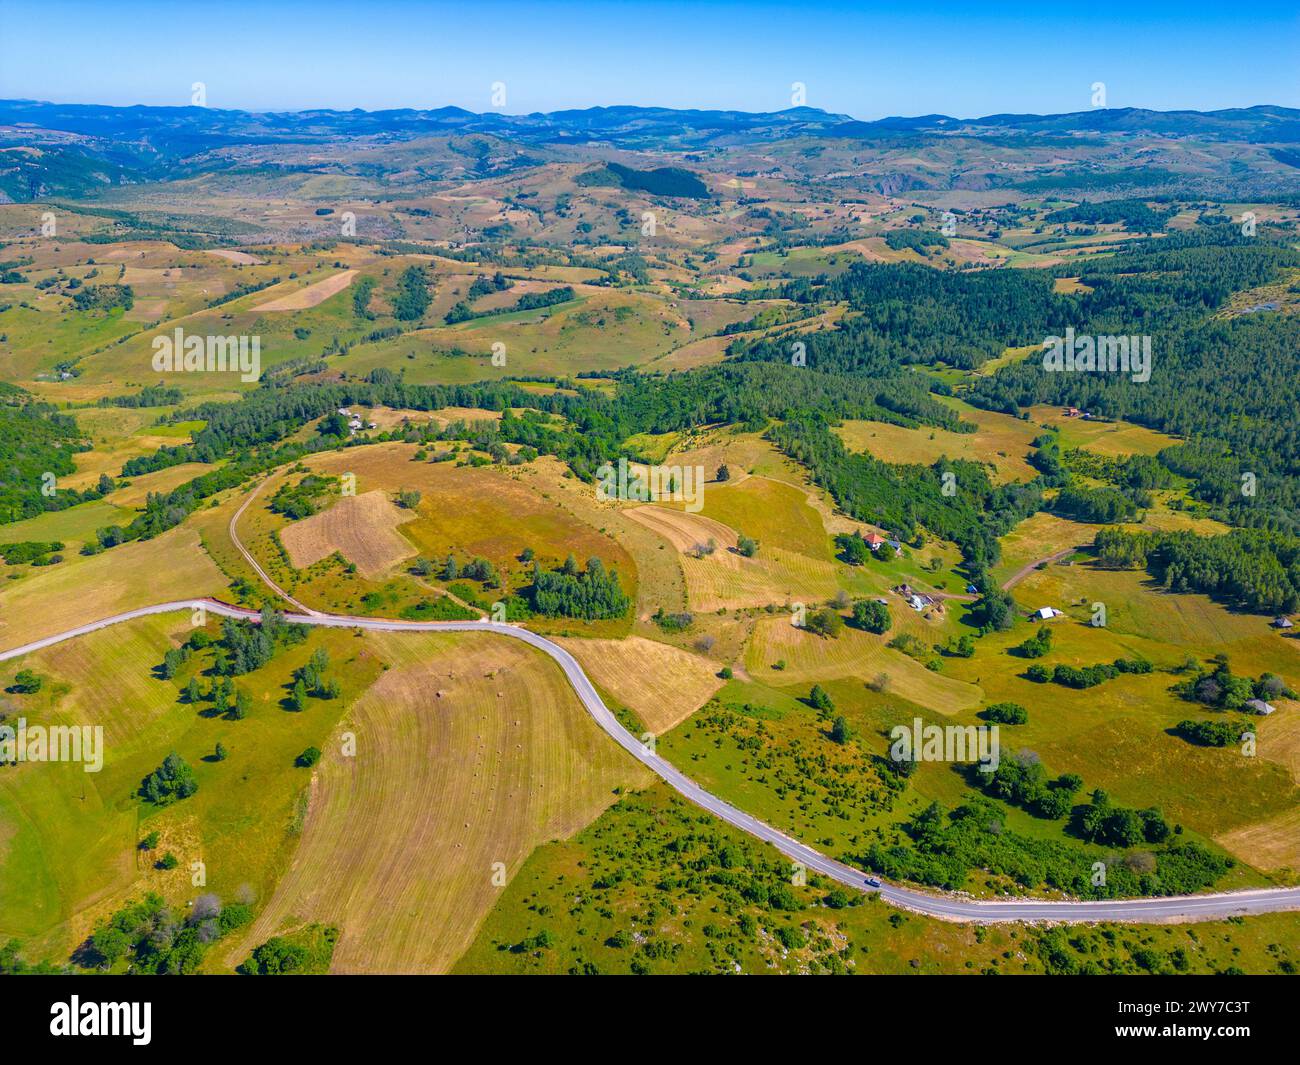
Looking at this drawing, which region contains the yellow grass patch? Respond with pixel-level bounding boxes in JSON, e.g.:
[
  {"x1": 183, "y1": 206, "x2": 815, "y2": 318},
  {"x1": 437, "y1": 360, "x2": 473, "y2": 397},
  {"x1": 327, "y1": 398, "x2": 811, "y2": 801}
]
[
  {"x1": 680, "y1": 545, "x2": 843, "y2": 612},
  {"x1": 556, "y1": 635, "x2": 724, "y2": 733},
  {"x1": 253, "y1": 269, "x2": 356, "y2": 311},
  {"x1": 233, "y1": 631, "x2": 648, "y2": 973},
  {"x1": 1029, "y1": 406, "x2": 1176, "y2": 458},
  {"x1": 206, "y1": 249, "x2": 265, "y2": 265},
  {"x1": 744, "y1": 615, "x2": 983, "y2": 714},
  {"x1": 1218, "y1": 808, "x2": 1300, "y2": 875},
  {"x1": 280, "y1": 490, "x2": 417, "y2": 578},
  {"x1": 107, "y1": 463, "x2": 214, "y2": 507},
  {"x1": 1010, "y1": 562, "x2": 1266, "y2": 649},
  {"x1": 0, "y1": 526, "x2": 226, "y2": 653},
  {"x1": 836, "y1": 402, "x2": 1040, "y2": 484},
  {"x1": 291, "y1": 446, "x2": 631, "y2": 577}
]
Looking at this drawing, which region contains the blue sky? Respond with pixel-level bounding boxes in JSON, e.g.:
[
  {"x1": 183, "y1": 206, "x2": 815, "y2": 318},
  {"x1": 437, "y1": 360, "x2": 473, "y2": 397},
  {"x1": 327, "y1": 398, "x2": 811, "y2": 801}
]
[{"x1": 1, "y1": 0, "x2": 1296, "y2": 118}]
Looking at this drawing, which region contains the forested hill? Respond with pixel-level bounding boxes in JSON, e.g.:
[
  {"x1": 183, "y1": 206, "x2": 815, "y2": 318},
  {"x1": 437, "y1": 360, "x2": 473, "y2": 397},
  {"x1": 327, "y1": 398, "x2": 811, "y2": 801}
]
[
  {"x1": 732, "y1": 225, "x2": 1300, "y2": 535},
  {"x1": 0, "y1": 386, "x2": 101, "y2": 522},
  {"x1": 964, "y1": 230, "x2": 1300, "y2": 532}
]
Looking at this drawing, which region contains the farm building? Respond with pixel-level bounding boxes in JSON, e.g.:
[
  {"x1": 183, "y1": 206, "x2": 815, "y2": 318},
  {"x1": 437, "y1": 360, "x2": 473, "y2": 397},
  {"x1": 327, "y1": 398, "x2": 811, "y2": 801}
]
[
  {"x1": 1034, "y1": 606, "x2": 1063, "y2": 620},
  {"x1": 1273, "y1": 616, "x2": 1294, "y2": 629},
  {"x1": 1245, "y1": 699, "x2": 1276, "y2": 715}
]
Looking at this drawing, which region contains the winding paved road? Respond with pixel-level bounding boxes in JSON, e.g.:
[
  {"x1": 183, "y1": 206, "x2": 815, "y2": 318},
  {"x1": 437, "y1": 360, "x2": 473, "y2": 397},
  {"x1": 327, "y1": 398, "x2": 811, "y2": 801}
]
[{"x1": 5, "y1": 598, "x2": 1299, "y2": 924}]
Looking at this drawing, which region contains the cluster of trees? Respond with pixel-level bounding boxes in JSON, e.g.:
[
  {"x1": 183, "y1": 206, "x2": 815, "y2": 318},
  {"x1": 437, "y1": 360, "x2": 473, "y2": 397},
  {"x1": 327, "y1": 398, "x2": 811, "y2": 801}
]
[
  {"x1": 1053, "y1": 484, "x2": 1143, "y2": 524},
  {"x1": 291, "y1": 647, "x2": 339, "y2": 707},
  {"x1": 446, "y1": 285, "x2": 574, "y2": 324},
  {"x1": 651, "y1": 608, "x2": 693, "y2": 632},
  {"x1": 439, "y1": 554, "x2": 499, "y2": 587},
  {"x1": 802, "y1": 606, "x2": 843, "y2": 638},
  {"x1": 0, "y1": 539, "x2": 64, "y2": 565},
  {"x1": 756, "y1": 260, "x2": 1059, "y2": 371},
  {"x1": 0, "y1": 389, "x2": 101, "y2": 524},
  {"x1": 1011, "y1": 625, "x2": 1053, "y2": 658},
  {"x1": 239, "y1": 925, "x2": 339, "y2": 975},
  {"x1": 214, "y1": 608, "x2": 308, "y2": 676},
  {"x1": 9, "y1": 669, "x2": 42, "y2": 694},
  {"x1": 1026, "y1": 656, "x2": 1151, "y2": 688},
  {"x1": 862, "y1": 798, "x2": 1227, "y2": 898},
  {"x1": 468, "y1": 272, "x2": 511, "y2": 299},
  {"x1": 1176, "y1": 718, "x2": 1254, "y2": 747},
  {"x1": 851, "y1": 598, "x2": 891, "y2": 634},
  {"x1": 883, "y1": 229, "x2": 950, "y2": 253},
  {"x1": 206, "y1": 276, "x2": 278, "y2": 309},
  {"x1": 1073, "y1": 789, "x2": 1173, "y2": 848},
  {"x1": 392, "y1": 265, "x2": 430, "y2": 321},
  {"x1": 70, "y1": 282, "x2": 133, "y2": 313},
  {"x1": 968, "y1": 587, "x2": 1017, "y2": 633},
  {"x1": 188, "y1": 674, "x2": 251, "y2": 720},
  {"x1": 1064, "y1": 449, "x2": 1178, "y2": 491},
  {"x1": 1044, "y1": 199, "x2": 1174, "y2": 232},
  {"x1": 139, "y1": 752, "x2": 198, "y2": 805},
  {"x1": 97, "y1": 385, "x2": 183, "y2": 408},
  {"x1": 981, "y1": 751, "x2": 1084, "y2": 820},
  {"x1": 1172, "y1": 657, "x2": 1293, "y2": 710},
  {"x1": 352, "y1": 274, "x2": 377, "y2": 319},
  {"x1": 981, "y1": 701, "x2": 1028, "y2": 724},
  {"x1": 575, "y1": 161, "x2": 709, "y2": 199},
  {"x1": 269, "y1": 473, "x2": 337, "y2": 520},
  {"x1": 87, "y1": 892, "x2": 253, "y2": 974},
  {"x1": 529, "y1": 556, "x2": 630, "y2": 620}
]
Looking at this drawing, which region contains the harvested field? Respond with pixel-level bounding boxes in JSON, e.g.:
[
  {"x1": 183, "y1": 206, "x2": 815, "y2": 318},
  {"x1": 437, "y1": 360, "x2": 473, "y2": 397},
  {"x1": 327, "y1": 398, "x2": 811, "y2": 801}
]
[
  {"x1": 1219, "y1": 806, "x2": 1300, "y2": 874},
  {"x1": 623, "y1": 504, "x2": 738, "y2": 553},
  {"x1": 556, "y1": 635, "x2": 724, "y2": 733},
  {"x1": 0, "y1": 526, "x2": 226, "y2": 653},
  {"x1": 253, "y1": 269, "x2": 356, "y2": 311},
  {"x1": 206, "y1": 249, "x2": 265, "y2": 265},
  {"x1": 280, "y1": 490, "x2": 417, "y2": 578},
  {"x1": 233, "y1": 631, "x2": 648, "y2": 973},
  {"x1": 288, "y1": 446, "x2": 633, "y2": 581},
  {"x1": 681, "y1": 545, "x2": 844, "y2": 612}
]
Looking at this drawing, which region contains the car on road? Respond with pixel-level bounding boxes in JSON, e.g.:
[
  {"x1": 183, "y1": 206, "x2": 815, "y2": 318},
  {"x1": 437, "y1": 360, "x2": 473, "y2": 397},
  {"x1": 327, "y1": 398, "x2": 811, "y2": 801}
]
[{"x1": 865, "y1": 876, "x2": 882, "y2": 888}]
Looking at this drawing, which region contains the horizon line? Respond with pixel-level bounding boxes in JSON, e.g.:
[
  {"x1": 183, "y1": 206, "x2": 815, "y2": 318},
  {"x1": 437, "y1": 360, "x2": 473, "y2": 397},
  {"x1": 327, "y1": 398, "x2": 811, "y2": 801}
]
[{"x1": 3, "y1": 97, "x2": 1297, "y2": 124}]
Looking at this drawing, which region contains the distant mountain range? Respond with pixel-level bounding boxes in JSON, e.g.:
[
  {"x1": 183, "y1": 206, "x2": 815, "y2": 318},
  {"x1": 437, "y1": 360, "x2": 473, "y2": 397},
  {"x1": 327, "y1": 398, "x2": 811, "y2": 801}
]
[
  {"x1": 3, "y1": 99, "x2": 1299, "y2": 203},
  {"x1": 4, "y1": 100, "x2": 1300, "y2": 152}
]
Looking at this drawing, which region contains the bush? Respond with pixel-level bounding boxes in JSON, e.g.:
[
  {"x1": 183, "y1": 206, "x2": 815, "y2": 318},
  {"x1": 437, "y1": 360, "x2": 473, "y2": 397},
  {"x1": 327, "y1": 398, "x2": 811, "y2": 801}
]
[
  {"x1": 1176, "y1": 719, "x2": 1252, "y2": 747},
  {"x1": 809, "y1": 684, "x2": 834, "y2": 712},
  {"x1": 981, "y1": 701, "x2": 1028, "y2": 725},
  {"x1": 9, "y1": 669, "x2": 42, "y2": 694},
  {"x1": 1012, "y1": 625, "x2": 1052, "y2": 658},
  {"x1": 805, "y1": 607, "x2": 843, "y2": 638}
]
